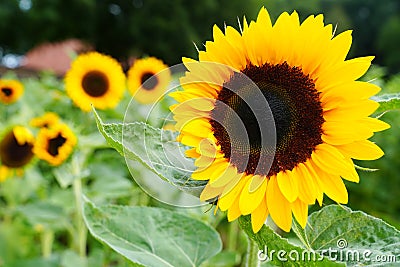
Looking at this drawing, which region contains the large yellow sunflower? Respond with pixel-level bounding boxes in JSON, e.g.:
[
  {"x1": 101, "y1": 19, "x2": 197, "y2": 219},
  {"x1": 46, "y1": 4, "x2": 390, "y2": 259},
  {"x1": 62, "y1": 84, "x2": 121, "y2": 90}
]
[
  {"x1": 0, "y1": 79, "x2": 24, "y2": 104},
  {"x1": 170, "y1": 7, "x2": 389, "y2": 233},
  {"x1": 0, "y1": 126, "x2": 35, "y2": 182},
  {"x1": 127, "y1": 57, "x2": 171, "y2": 104},
  {"x1": 33, "y1": 123, "x2": 77, "y2": 166},
  {"x1": 65, "y1": 52, "x2": 126, "y2": 111}
]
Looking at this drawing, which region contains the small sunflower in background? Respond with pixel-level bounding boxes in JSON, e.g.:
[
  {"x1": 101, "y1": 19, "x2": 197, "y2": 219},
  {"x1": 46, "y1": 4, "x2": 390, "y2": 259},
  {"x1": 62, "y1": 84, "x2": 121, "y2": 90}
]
[
  {"x1": 0, "y1": 79, "x2": 24, "y2": 104},
  {"x1": 170, "y1": 7, "x2": 390, "y2": 233},
  {"x1": 65, "y1": 52, "x2": 126, "y2": 112},
  {"x1": 33, "y1": 123, "x2": 77, "y2": 166},
  {"x1": 30, "y1": 112, "x2": 60, "y2": 128},
  {"x1": 127, "y1": 57, "x2": 171, "y2": 104},
  {"x1": 0, "y1": 126, "x2": 35, "y2": 181}
]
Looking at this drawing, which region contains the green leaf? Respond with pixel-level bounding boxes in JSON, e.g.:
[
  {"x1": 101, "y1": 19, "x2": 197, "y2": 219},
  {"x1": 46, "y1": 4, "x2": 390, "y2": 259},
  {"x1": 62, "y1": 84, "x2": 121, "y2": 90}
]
[
  {"x1": 200, "y1": 251, "x2": 241, "y2": 267},
  {"x1": 93, "y1": 108, "x2": 206, "y2": 197},
  {"x1": 83, "y1": 199, "x2": 222, "y2": 267},
  {"x1": 304, "y1": 205, "x2": 400, "y2": 266},
  {"x1": 238, "y1": 216, "x2": 342, "y2": 266},
  {"x1": 373, "y1": 93, "x2": 400, "y2": 114},
  {"x1": 16, "y1": 202, "x2": 69, "y2": 230}
]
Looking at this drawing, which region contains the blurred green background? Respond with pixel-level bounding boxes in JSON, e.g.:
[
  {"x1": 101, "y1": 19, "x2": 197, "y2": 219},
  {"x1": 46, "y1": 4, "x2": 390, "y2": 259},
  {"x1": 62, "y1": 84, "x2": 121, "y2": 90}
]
[{"x1": 1, "y1": 0, "x2": 400, "y2": 73}]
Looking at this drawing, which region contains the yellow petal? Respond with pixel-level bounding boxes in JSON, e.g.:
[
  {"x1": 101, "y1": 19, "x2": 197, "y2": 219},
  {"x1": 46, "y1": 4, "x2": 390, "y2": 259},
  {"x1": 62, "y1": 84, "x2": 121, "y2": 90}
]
[
  {"x1": 311, "y1": 144, "x2": 352, "y2": 175},
  {"x1": 210, "y1": 165, "x2": 238, "y2": 187},
  {"x1": 239, "y1": 176, "x2": 268, "y2": 215},
  {"x1": 318, "y1": 172, "x2": 348, "y2": 204},
  {"x1": 227, "y1": 195, "x2": 241, "y2": 222},
  {"x1": 251, "y1": 197, "x2": 269, "y2": 233},
  {"x1": 294, "y1": 164, "x2": 317, "y2": 204},
  {"x1": 304, "y1": 162, "x2": 324, "y2": 206},
  {"x1": 323, "y1": 100, "x2": 379, "y2": 122},
  {"x1": 249, "y1": 174, "x2": 266, "y2": 193},
  {"x1": 336, "y1": 140, "x2": 384, "y2": 160},
  {"x1": 200, "y1": 182, "x2": 222, "y2": 201},
  {"x1": 192, "y1": 159, "x2": 226, "y2": 180},
  {"x1": 322, "y1": 120, "x2": 374, "y2": 145},
  {"x1": 179, "y1": 134, "x2": 203, "y2": 147},
  {"x1": 194, "y1": 155, "x2": 215, "y2": 168},
  {"x1": 340, "y1": 157, "x2": 360, "y2": 183},
  {"x1": 266, "y1": 175, "x2": 292, "y2": 232},
  {"x1": 207, "y1": 161, "x2": 229, "y2": 183},
  {"x1": 277, "y1": 170, "x2": 299, "y2": 203},
  {"x1": 219, "y1": 175, "x2": 249, "y2": 211},
  {"x1": 360, "y1": 117, "x2": 390, "y2": 132},
  {"x1": 291, "y1": 199, "x2": 309, "y2": 228},
  {"x1": 197, "y1": 138, "x2": 218, "y2": 158}
]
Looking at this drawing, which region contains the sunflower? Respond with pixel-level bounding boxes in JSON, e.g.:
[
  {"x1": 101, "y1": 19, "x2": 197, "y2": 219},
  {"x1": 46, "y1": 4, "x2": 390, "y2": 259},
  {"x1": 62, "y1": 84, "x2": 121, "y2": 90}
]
[
  {"x1": 127, "y1": 57, "x2": 171, "y2": 104},
  {"x1": 170, "y1": 7, "x2": 390, "y2": 233},
  {"x1": 33, "y1": 123, "x2": 77, "y2": 166},
  {"x1": 65, "y1": 52, "x2": 126, "y2": 111},
  {"x1": 30, "y1": 112, "x2": 60, "y2": 128},
  {"x1": 0, "y1": 79, "x2": 24, "y2": 104},
  {"x1": 0, "y1": 126, "x2": 35, "y2": 181}
]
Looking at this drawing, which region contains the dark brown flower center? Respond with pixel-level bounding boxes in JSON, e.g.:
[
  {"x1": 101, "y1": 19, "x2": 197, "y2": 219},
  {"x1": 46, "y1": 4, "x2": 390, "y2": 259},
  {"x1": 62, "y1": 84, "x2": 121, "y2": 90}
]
[
  {"x1": 47, "y1": 134, "x2": 67, "y2": 156},
  {"x1": 0, "y1": 131, "x2": 34, "y2": 168},
  {"x1": 210, "y1": 62, "x2": 324, "y2": 176},
  {"x1": 81, "y1": 71, "x2": 109, "y2": 97},
  {"x1": 1, "y1": 87, "x2": 13, "y2": 97},
  {"x1": 141, "y1": 72, "x2": 158, "y2": 90}
]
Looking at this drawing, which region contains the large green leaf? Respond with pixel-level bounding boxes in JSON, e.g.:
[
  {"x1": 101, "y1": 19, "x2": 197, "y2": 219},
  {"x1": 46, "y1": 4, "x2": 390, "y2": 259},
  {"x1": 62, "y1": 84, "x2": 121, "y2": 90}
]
[
  {"x1": 83, "y1": 199, "x2": 222, "y2": 267},
  {"x1": 373, "y1": 93, "x2": 400, "y2": 114},
  {"x1": 304, "y1": 205, "x2": 400, "y2": 266},
  {"x1": 238, "y1": 216, "x2": 342, "y2": 266},
  {"x1": 93, "y1": 108, "x2": 206, "y2": 197}
]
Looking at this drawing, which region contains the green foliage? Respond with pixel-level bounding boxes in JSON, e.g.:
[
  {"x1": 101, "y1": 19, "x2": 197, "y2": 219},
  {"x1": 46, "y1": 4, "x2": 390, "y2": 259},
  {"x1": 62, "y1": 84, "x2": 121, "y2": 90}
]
[
  {"x1": 304, "y1": 205, "x2": 400, "y2": 266},
  {"x1": 83, "y1": 199, "x2": 222, "y2": 267},
  {"x1": 241, "y1": 205, "x2": 400, "y2": 266},
  {"x1": 373, "y1": 93, "x2": 400, "y2": 114},
  {"x1": 239, "y1": 216, "x2": 343, "y2": 266},
  {"x1": 93, "y1": 108, "x2": 206, "y2": 197}
]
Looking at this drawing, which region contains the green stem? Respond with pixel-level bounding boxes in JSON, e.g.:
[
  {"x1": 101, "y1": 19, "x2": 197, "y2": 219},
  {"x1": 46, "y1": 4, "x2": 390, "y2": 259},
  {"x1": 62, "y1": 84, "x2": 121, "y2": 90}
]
[
  {"x1": 245, "y1": 237, "x2": 260, "y2": 267},
  {"x1": 227, "y1": 220, "x2": 238, "y2": 251},
  {"x1": 41, "y1": 229, "x2": 54, "y2": 259},
  {"x1": 73, "y1": 177, "x2": 87, "y2": 257}
]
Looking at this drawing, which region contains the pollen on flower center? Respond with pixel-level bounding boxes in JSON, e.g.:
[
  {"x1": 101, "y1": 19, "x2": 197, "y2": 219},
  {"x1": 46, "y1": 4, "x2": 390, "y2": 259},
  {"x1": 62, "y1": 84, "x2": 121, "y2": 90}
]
[
  {"x1": 81, "y1": 70, "x2": 109, "y2": 97},
  {"x1": 1, "y1": 87, "x2": 12, "y2": 97},
  {"x1": 0, "y1": 131, "x2": 34, "y2": 168},
  {"x1": 47, "y1": 134, "x2": 67, "y2": 156},
  {"x1": 210, "y1": 62, "x2": 324, "y2": 176},
  {"x1": 141, "y1": 72, "x2": 159, "y2": 90}
]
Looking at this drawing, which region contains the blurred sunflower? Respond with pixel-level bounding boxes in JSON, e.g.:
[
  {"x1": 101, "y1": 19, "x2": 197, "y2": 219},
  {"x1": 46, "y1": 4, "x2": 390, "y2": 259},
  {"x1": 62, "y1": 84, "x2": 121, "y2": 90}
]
[
  {"x1": 65, "y1": 52, "x2": 126, "y2": 111},
  {"x1": 0, "y1": 126, "x2": 35, "y2": 181},
  {"x1": 0, "y1": 79, "x2": 24, "y2": 104},
  {"x1": 127, "y1": 57, "x2": 171, "y2": 104},
  {"x1": 30, "y1": 112, "x2": 60, "y2": 128},
  {"x1": 33, "y1": 123, "x2": 77, "y2": 166},
  {"x1": 170, "y1": 7, "x2": 390, "y2": 233}
]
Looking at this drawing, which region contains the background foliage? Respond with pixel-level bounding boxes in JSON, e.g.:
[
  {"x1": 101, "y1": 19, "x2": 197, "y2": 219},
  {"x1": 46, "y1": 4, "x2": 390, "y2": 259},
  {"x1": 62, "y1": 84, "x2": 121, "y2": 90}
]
[{"x1": 0, "y1": 0, "x2": 399, "y2": 72}]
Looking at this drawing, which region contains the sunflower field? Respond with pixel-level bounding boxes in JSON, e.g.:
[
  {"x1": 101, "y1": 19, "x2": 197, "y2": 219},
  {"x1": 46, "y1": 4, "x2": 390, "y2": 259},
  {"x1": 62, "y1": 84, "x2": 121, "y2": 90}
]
[{"x1": 1, "y1": 1, "x2": 400, "y2": 267}]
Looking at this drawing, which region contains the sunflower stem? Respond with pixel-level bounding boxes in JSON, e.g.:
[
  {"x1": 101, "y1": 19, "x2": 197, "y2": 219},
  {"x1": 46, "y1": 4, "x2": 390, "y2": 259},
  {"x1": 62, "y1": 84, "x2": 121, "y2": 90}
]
[
  {"x1": 41, "y1": 229, "x2": 54, "y2": 259},
  {"x1": 72, "y1": 175, "x2": 87, "y2": 257},
  {"x1": 245, "y1": 236, "x2": 260, "y2": 267},
  {"x1": 227, "y1": 220, "x2": 238, "y2": 251}
]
